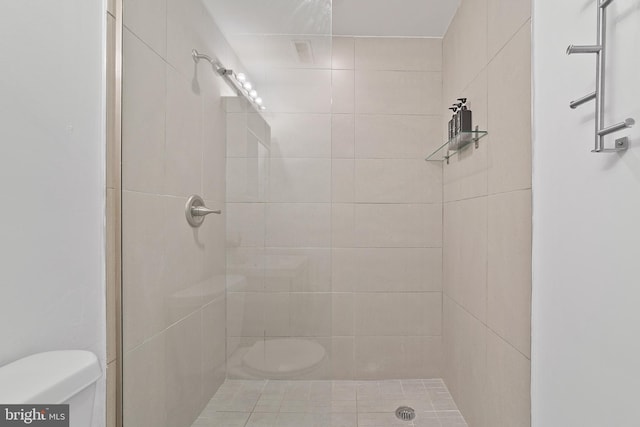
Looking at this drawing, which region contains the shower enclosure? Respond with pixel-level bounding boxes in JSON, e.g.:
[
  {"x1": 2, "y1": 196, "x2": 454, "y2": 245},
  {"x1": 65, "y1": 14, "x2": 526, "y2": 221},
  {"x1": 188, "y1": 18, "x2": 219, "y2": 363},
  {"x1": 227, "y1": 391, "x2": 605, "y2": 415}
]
[{"x1": 121, "y1": 0, "x2": 457, "y2": 425}]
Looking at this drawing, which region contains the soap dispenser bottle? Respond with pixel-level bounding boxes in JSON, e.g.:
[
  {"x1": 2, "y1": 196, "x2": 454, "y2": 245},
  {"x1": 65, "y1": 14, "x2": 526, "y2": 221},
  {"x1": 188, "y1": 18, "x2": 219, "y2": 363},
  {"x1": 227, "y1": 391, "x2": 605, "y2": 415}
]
[
  {"x1": 456, "y1": 98, "x2": 472, "y2": 135},
  {"x1": 448, "y1": 107, "x2": 458, "y2": 141}
]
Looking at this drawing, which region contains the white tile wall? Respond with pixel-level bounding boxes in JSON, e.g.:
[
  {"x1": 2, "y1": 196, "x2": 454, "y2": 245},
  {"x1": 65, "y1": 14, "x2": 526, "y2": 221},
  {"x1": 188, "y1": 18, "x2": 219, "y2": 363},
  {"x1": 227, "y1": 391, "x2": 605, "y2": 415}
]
[
  {"x1": 355, "y1": 115, "x2": 442, "y2": 159},
  {"x1": 265, "y1": 203, "x2": 332, "y2": 247},
  {"x1": 332, "y1": 70, "x2": 355, "y2": 114},
  {"x1": 123, "y1": 0, "x2": 167, "y2": 57},
  {"x1": 442, "y1": 1, "x2": 532, "y2": 425},
  {"x1": 331, "y1": 114, "x2": 355, "y2": 158},
  {"x1": 225, "y1": 203, "x2": 265, "y2": 248},
  {"x1": 332, "y1": 248, "x2": 442, "y2": 293},
  {"x1": 227, "y1": 36, "x2": 443, "y2": 384},
  {"x1": 443, "y1": 197, "x2": 488, "y2": 322},
  {"x1": 262, "y1": 69, "x2": 332, "y2": 113},
  {"x1": 268, "y1": 114, "x2": 331, "y2": 158},
  {"x1": 123, "y1": 4, "x2": 235, "y2": 425},
  {"x1": 268, "y1": 158, "x2": 332, "y2": 203},
  {"x1": 355, "y1": 71, "x2": 442, "y2": 115},
  {"x1": 355, "y1": 37, "x2": 443, "y2": 72},
  {"x1": 332, "y1": 37, "x2": 355, "y2": 70},
  {"x1": 122, "y1": 29, "x2": 166, "y2": 194},
  {"x1": 164, "y1": 66, "x2": 203, "y2": 197},
  {"x1": 354, "y1": 159, "x2": 442, "y2": 203}
]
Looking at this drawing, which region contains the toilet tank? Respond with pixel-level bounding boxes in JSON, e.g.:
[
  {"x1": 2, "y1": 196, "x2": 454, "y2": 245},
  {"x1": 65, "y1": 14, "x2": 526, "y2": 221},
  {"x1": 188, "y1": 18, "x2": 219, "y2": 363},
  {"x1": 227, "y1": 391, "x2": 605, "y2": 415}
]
[{"x1": 0, "y1": 351, "x2": 102, "y2": 427}]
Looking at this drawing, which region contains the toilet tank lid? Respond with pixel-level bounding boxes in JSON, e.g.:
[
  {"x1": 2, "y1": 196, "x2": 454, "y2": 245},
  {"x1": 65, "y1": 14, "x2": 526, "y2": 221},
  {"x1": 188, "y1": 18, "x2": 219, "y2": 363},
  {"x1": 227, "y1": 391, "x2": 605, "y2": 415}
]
[{"x1": 0, "y1": 351, "x2": 101, "y2": 404}]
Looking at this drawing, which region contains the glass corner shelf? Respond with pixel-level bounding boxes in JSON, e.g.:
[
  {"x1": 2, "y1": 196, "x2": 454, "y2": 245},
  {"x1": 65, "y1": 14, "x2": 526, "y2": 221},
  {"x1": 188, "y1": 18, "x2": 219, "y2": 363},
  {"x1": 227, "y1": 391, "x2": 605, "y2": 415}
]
[{"x1": 425, "y1": 130, "x2": 488, "y2": 163}]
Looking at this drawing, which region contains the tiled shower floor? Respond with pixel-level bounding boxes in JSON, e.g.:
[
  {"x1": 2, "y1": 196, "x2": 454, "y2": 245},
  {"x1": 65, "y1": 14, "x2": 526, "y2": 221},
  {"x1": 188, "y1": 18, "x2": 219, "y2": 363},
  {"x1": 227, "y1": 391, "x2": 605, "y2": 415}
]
[{"x1": 192, "y1": 379, "x2": 468, "y2": 427}]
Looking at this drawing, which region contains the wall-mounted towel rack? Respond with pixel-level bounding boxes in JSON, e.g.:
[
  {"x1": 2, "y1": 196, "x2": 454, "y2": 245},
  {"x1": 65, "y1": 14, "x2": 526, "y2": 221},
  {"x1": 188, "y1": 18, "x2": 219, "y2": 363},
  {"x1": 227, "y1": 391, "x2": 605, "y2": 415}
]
[{"x1": 567, "y1": 0, "x2": 634, "y2": 153}]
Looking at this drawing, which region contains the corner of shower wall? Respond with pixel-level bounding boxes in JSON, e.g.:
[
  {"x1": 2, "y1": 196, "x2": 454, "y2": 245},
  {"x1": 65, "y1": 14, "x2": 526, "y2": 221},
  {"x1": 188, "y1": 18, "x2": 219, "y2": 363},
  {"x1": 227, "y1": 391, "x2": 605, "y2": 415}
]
[{"x1": 441, "y1": 0, "x2": 533, "y2": 426}]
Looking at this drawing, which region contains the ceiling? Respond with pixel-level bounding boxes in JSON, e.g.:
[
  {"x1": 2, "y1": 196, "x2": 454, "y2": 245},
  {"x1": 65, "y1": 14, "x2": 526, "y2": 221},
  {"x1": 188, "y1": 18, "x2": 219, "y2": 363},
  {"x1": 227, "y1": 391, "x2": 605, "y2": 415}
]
[{"x1": 332, "y1": 0, "x2": 460, "y2": 37}]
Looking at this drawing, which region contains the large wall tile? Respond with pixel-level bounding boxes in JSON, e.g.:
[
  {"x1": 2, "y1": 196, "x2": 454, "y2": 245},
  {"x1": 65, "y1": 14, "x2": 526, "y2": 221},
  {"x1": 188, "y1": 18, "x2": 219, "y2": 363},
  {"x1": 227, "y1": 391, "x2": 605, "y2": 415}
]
[
  {"x1": 225, "y1": 203, "x2": 265, "y2": 248},
  {"x1": 264, "y1": 247, "x2": 331, "y2": 293},
  {"x1": 332, "y1": 159, "x2": 355, "y2": 203},
  {"x1": 355, "y1": 71, "x2": 442, "y2": 115},
  {"x1": 266, "y1": 203, "x2": 331, "y2": 247},
  {"x1": 332, "y1": 248, "x2": 442, "y2": 293},
  {"x1": 122, "y1": 29, "x2": 166, "y2": 194},
  {"x1": 262, "y1": 68, "x2": 332, "y2": 113},
  {"x1": 332, "y1": 37, "x2": 354, "y2": 70},
  {"x1": 164, "y1": 312, "x2": 202, "y2": 427},
  {"x1": 290, "y1": 293, "x2": 332, "y2": 337},
  {"x1": 332, "y1": 293, "x2": 354, "y2": 336},
  {"x1": 268, "y1": 158, "x2": 331, "y2": 202},
  {"x1": 488, "y1": 190, "x2": 531, "y2": 357},
  {"x1": 164, "y1": 66, "x2": 203, "y2": 197},
  {"x1": 488, "y1": 0, "x2": 531, "y2": 59},
  {"x1": 226, "y1": 247, "x2": 264, "y2": 292},
  {"x1": 201, "y1": 297, "x2": 226, "y2": 407},
  {"x1": 487, "y1": 23, "x2": 532, "y2": 194},
  {"x1": 166, "y1": 0, "x2": 234, "y2": 81},
  {"x1": 226, "y1": 113, "x2": 254, "y2": 158},
  {"x1": 122, "y1": 191, "x2": 166, "y2": 352},
  {"x1": 355, "y1": 37, "x2": 442, "y2": 71},
  {"x1": 353, "y1": 204, "x2": 443, "y2": 248},
  {"x1": 330, "y1": 337, "x2": 355, "y2": 379},
  {"x1": 123, "y1": 334, "x2": 167, "y2": 427},
  {"x1": 355, "y1": 115, "x2": 442, "y2": 159},
  {"x1": 201, "y1": 75, "x2": 227, "y2": 205},
  {"x1": 354, "y1": 292, "x2": 442, "y2": 336},
  {"x1": 332, "y1": 114, "x2": 355, "y2": 158},
  {"x1": 226, "y1": 157, "x2": 266, "y2": 203},
  {"x1": 263, "y1": 293, "x2": 292, "y2": 337},
  {"x1": 331, "y1": 204, "x2": 356, "y2": 248},
  {"x1": 444, "y1": 197, "x2": 488, "y2": 322},
  {"x1": 124, "y1": 0, "x2": 167, "y2": 57},
  {"x1": 332, "y1": 70, "x2": 355, "y2": 113},
  {"x1": 355, "y1": 336, "x2": 442, "y2": 380},
  {"x1": 162, "y1": 196, "x2": 208, "y2": 325},
  {"x1": 443, "y1": 296, "x2": 487, "y2": 427},
  {"x1": 354, "y1": 159, "x2": 442, "y2": 203},
  {"x1": 442, "y1": 0, "x2": 488, "y2": 95},
  {"x1": 268, "y1": 113, "x2": 331, "y2": 158},
  {"x1": 227, "y1": 292, "x2": 265, "y2": 337},
  {"x1": 485, "y1": 331, "x2": 531, "y2": 427}
]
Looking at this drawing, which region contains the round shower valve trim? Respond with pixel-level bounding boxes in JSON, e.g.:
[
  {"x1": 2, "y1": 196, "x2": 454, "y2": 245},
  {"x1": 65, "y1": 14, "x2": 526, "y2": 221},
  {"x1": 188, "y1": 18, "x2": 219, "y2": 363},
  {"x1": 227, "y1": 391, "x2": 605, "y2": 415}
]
[{"x1": 185, "y1": 195, "x2": 221, "y2": 228}]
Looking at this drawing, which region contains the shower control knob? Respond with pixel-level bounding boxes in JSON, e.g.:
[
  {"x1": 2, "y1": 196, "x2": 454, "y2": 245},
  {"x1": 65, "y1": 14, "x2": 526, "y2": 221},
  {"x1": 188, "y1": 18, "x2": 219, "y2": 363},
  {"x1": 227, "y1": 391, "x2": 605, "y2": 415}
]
[{"x1": 185, "y1": 195, "x2": 221, "y2": 228}]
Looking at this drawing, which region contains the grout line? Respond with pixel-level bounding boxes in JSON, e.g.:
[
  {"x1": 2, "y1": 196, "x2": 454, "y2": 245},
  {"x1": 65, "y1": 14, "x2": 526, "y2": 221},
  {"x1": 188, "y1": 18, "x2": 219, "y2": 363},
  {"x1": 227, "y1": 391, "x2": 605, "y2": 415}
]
[{"x1": 443, "y1": 293, "x2": 530, "y2": 361}]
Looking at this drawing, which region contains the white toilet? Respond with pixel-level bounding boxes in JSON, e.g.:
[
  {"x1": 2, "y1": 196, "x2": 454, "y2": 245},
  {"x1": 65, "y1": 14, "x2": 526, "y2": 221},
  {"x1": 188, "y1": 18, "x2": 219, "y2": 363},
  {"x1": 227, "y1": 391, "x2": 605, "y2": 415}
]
[{"x1": 0, "y1": 351, "x2": 102, "y2": 427}]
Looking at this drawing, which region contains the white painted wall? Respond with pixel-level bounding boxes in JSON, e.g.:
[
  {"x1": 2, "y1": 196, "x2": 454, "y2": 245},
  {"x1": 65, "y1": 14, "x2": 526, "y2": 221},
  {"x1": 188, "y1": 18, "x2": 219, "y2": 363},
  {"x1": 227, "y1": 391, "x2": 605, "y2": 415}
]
[
  {"x1": 532, "y1": 0, "x2": 640, "y2": 426},
  {"x1": 0, "y1": 1, "x2": 106, "y2": 425}
]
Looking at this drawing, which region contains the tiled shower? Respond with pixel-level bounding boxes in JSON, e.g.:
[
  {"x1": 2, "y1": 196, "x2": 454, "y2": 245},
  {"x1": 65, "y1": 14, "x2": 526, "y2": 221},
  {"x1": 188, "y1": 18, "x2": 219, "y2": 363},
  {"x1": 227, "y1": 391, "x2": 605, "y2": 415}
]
[{"x1": 120, "y1": 1, "x2": 531, "y2": 426}]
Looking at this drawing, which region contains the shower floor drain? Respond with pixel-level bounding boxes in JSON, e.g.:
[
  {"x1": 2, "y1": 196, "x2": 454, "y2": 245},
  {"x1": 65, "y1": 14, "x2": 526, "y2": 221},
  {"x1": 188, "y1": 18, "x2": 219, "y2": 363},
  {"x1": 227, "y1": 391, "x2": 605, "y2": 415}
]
[{"x1": 395, "y1": 406, "x2": 416, "y2": 421}]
